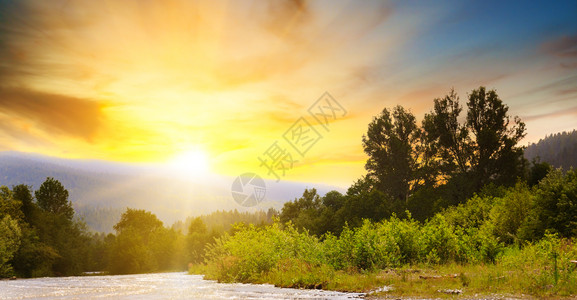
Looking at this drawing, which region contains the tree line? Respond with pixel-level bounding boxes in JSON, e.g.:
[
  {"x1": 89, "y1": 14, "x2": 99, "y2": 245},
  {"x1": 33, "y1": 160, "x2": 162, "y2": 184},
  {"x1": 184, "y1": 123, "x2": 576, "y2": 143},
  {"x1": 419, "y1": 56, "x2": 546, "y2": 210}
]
[
  {"x1": 0, "y1": 178, "x2": 276, "y2": 277},
  {"x1": 280, "y1": 86, "x2": 561, "y2": 233}
]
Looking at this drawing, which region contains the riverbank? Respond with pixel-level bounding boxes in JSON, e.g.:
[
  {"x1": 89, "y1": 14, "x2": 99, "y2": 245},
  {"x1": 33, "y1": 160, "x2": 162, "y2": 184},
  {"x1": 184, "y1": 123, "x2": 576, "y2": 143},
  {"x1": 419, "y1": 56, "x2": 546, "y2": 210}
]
[
  {"x1": 191, "y1": 261, "x2": 577, "y2": 299},
  {"x1": 188, "y1": 220, "x2": 577, "y2": 299}
]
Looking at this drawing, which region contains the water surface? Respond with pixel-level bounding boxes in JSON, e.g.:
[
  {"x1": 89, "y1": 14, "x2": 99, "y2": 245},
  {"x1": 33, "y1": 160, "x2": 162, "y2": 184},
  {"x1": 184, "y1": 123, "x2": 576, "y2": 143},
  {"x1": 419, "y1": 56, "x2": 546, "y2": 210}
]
[{"x1": 0, "y1": 272, "x2": 364, "y2": 299}]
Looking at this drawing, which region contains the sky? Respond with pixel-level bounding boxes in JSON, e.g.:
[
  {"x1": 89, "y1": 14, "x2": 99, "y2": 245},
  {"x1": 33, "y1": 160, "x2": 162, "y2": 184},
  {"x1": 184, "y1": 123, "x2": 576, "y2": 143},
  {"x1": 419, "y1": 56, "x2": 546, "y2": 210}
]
[{"x1": 0, "y1": 0, "x2": 576, "y2": 188}]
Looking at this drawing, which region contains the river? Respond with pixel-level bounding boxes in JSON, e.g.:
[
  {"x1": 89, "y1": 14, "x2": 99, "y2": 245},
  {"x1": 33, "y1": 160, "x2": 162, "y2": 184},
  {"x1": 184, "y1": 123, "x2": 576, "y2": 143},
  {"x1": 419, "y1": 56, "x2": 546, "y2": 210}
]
[{"x1": 0, "y1": 272, "x2": 364, "y2": 299}]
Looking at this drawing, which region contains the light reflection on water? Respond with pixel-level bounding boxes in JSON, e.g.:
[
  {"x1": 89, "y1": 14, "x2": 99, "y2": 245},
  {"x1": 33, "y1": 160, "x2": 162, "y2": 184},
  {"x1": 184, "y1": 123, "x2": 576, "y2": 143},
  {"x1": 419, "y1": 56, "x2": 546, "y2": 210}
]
[{"x1": 0, "y1": 272, "x2": 364, "y2": 299}]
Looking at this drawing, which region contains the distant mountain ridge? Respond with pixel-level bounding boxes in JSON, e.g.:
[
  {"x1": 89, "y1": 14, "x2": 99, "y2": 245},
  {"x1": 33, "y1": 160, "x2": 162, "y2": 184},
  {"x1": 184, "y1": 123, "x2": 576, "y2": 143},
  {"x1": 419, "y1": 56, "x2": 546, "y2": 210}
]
[
  {"x1": 525, "y1": 130, "x2": 577, "y2": 170},
  {"x1": 0, "y1": 151, "x2": 343, "y2": 232}
]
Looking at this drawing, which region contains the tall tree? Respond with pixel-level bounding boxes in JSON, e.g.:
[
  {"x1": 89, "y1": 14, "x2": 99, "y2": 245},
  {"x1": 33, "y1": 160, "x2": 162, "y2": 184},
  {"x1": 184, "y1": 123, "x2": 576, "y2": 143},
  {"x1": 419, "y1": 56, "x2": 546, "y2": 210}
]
[
  {"x1": 362, "y1": 106, "x2": 422, "y2": 205},
  {"x1": 466, "y1": 87, "x2": 526, "y2": 189},
  {"x1": 423, "y1": 87, "x2": 526, "y2": 194},
  {"x1": 12, "y1": 185, "x2": 35, "y2": 223},
  {"x1": 35, "y1": 178, "x2": 74, "y2": 220},
  {"x1": 363, "y1": 87, "x2": 527, "y2": 214},
  {"x1": 422, "y1": 89, "x2": 471, "y2": 177},
  {"x1": 186, "y1": 217, "x2": 209, "y2": 264}
]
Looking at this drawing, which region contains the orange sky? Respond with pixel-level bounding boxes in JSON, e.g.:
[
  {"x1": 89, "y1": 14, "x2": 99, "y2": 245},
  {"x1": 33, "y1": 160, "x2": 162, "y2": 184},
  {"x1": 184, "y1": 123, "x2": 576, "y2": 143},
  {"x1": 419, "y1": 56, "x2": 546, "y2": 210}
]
[{"x1": 0, "y1": 0, "x2": 576, "y2": 188}]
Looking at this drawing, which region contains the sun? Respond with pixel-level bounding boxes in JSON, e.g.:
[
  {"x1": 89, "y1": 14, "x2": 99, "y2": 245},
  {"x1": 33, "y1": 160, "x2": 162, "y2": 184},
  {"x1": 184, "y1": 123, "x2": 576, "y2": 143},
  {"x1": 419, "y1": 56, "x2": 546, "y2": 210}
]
[{"x1": 169, "y1": 148, "x2": 211, "y2": 177}]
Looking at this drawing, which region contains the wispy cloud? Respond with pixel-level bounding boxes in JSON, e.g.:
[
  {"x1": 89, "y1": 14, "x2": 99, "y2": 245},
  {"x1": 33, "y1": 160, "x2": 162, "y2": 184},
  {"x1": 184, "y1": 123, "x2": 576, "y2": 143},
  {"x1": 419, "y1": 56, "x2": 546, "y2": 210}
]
[
  {"x1": 540, "y1": 35, "x2": 577, "y2": 57},
  {"x1": 0, "y1": 87, "x2": 105, "y2": 140},
  {"x1": 523, "y1": 106, "x2": 577, "y2": 122}
]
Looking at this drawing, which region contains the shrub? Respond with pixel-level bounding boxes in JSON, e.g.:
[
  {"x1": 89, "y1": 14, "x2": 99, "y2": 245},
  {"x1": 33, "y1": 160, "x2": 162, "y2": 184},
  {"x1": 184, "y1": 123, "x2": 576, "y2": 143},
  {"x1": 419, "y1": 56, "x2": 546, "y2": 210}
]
[
  {"x1": 519, "y1": 169, "x2": 577, "y2": 240},
  {"x1": 489, "y1": 182, "x2": 533, "y2": 244},
  {"x1": 421, "y1": 215, "x2": 459, "y2": 264},
  {"x1": 203, "y1": 222, "x2": 322, "y2": 282}
]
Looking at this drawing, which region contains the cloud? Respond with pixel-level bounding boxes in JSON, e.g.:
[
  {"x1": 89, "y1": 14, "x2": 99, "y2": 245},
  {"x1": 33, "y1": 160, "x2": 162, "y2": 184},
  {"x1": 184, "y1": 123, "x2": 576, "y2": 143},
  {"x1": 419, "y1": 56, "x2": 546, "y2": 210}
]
[
  {"x1": 539, "y1": 34, "x2": 577, "y2": 73},
  {"x1": 0, "y1": 87, "x2": 105, "y2": 141},
  {"x1": 507, "y1": 74, "x2": 577, "y2": 100},
  {"x1": 561, "y1": 62, "x2": 577, "y2": 69},
  {"x1": 540, "y1": 35, "x2": 577, "y2": 57},
  {"x1": 262, "y1": 0, "x2": 310, "y2": 39},
  {"x1": 522, "y1": 105, "x2": 577, "y2": 122}
]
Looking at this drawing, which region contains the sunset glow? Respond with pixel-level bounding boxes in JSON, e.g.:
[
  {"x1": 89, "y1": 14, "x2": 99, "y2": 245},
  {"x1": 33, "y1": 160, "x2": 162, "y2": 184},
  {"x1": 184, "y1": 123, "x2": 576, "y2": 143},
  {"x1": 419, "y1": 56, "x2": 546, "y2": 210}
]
[
  {"x1": 169, "y1": 149, "x2": 211, "y2": 177},
  {"x1": 0, "y1": 0, "x2": 575, "y2": 187}
]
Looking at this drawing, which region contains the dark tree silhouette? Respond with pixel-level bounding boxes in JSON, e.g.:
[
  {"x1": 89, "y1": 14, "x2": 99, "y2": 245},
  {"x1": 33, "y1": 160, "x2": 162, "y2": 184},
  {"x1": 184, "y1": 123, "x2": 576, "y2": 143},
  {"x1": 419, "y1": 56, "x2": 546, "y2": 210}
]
[{"x1": 362, "y1": 105, "x2": 422, "y2": 205}]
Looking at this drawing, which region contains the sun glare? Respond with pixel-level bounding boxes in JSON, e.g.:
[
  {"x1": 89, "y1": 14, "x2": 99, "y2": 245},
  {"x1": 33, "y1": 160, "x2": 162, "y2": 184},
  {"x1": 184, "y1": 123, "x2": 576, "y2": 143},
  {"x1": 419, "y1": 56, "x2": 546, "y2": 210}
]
[{"x1": 169, "y1": 149, "x2": 211, "y2": 177}]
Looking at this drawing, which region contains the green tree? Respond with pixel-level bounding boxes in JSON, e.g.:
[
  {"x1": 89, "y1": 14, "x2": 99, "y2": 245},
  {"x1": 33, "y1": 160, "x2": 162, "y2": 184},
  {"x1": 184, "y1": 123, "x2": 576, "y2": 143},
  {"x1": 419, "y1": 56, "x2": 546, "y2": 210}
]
[
  {"x1": 11, "y1": 185, "x2": 35, "y2": 223},
  {"x1": 527, "y1": 158, "x2": 552, "y2": 187},
  {"x1": 28, "y1": 178, "x2": 91, "y2": 276},
  {"x1": 109, "y1": 208, "x2": 172, "y2": 274},
  {"x1": 340, "y1": 188, "x2": 393, "y2": 228},
  {"x1": 11, "y1": 225, "x2": 59, "y2": 277},
  {"x1": 316, "y1": 191, "x2": 346, "y2": 234},
  {"x1": 186, "y1": 217, "x2": 209, "y2": 264},
  {"x1": 0, "y1": 186, "x2": 24, "y2": 222},
  {"x1": 113, "y1": 208, "x2": 163, "y2": 235},
  {"x1": 7, "y1": 184, "x2": 60, "y2": 278},
  {"x1": 0, "y1": 215, "x2": 21, "y2": 277},
  {"x1": 279, "y1": 188, "x2": 322, "y2": 232},
  {"x1": 35, "y1": 178, "x2": 74, "y2": 219}
]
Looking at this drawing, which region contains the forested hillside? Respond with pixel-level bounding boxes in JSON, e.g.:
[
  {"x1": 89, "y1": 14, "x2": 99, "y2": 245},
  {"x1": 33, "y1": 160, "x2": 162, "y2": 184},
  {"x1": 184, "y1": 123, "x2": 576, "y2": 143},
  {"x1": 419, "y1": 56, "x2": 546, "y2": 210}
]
[
  {"x1": 525, "y1": 130, "x2": 577, "y2": 170},
  {"x1": 0, "y1": 177, "x2": 278, "y2": 277}
]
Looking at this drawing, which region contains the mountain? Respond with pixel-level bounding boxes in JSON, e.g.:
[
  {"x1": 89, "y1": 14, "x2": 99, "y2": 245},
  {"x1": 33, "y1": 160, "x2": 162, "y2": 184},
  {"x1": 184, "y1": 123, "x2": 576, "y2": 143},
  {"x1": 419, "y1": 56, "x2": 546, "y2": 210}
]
[
  {"x1": 0, "y1": 151, "x2": 344, "y2": 232},
  {"x1": 525, "y1": 130, "x2": 577, "y2": 170}
]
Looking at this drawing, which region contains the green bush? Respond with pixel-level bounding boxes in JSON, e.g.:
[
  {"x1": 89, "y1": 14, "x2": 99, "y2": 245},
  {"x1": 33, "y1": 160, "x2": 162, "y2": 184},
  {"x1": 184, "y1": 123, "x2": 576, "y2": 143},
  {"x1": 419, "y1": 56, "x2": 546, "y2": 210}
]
[
  {"x1": 489, "y1": 183, "x2": 533, "y2": 244},
  {"x1": 203, "y1": 222, "x2": 322, "y2": 282},
  {"x1": 519, "y1": 169, "x2": 577, "y2": 241},
  {"x1": 421, "y1": 215, "x2": 459, "y2": 264},
  {"x1": 323, "y1": 215, "x2": 423, "y2": 271}
]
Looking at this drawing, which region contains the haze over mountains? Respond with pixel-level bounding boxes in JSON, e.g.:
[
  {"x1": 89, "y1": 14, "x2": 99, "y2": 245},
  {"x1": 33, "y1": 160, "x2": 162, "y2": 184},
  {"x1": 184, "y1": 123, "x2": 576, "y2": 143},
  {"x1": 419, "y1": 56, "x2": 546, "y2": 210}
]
[
  {"x1": 2, "y1": 130, "x2": 575, "y2": 233},
  {"x1": 525, "y1": 130, "x2": 577, "y2": 171},
  {"x1": 0, "y1": 151, "x2": 343, "y2": 232}
]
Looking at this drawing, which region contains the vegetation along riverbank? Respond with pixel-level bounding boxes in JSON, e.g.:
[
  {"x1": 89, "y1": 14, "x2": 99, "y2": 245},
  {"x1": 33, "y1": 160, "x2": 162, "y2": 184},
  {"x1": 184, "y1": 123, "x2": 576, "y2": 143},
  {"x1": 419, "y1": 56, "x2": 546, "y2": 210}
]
[{"x1": 190, "y1": 88, "x2": 577, "y2": 299}]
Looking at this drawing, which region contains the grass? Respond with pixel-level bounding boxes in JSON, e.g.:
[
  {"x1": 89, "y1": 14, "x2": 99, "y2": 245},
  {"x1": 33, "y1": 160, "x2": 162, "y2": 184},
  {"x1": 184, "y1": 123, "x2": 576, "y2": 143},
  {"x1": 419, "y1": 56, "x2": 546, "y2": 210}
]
[
  {"x1": 369, "y1": 262, "x2": 576, "y2": 299},
  {"x1": 190, "y1": 254, "x2": 577, "y2": 299}
]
